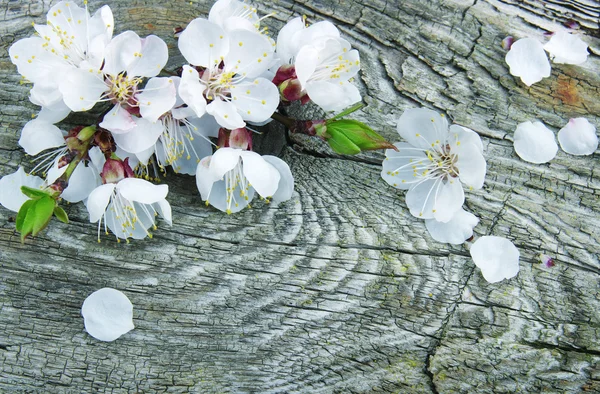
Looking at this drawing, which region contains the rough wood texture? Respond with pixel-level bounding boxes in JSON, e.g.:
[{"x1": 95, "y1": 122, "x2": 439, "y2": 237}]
[{"x1": 1, "y1": 0, "x2": 599, "y2": 392}]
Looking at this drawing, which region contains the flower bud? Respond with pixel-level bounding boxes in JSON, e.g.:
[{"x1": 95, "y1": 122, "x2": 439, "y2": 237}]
[
  {"x1": 94, "y1": 128, "x2": 116, "y2": 154},
  {"x1": 323, "y1": 119, "x2": 397, "y2": 155},
  {"x1": 272, "y1": 64, "x2": 297, "y2": 86},
  {"x1": 101, "y1": 158, "x2": 135, "y2": 184},
  {"x1": 218, "y1": 128, "x2": 253, "y2": 150},
  {"x1": 279, "y1": 78, "x2": 308, "y2": 103}
]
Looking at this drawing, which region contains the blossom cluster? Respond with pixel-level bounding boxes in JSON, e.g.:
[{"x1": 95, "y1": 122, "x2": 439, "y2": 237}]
[
  {"x1": 0, "y1": 0, "x2": 597, "y2": 299},
  {"x1": 0, "y1": 0, "x2": 366, "y2": 242}
]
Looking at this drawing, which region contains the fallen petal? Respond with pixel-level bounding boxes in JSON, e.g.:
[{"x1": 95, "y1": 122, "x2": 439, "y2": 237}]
[
  {"x1": 544, "y1": 31, "x2": 588, "y2": 65},
  {"x1": 81, "y1": 288, "x2": 134, "y2": 342},
  {"x1": 513, "y1": 121, "x2": 558, "y2": 164},
  {"x1": 557, "y1": 118, "x2": 598, "y2": 156},
  {"x1": 470, "y1": 236, "x2": 520, "y2": 283},
  {"x1": 505, "y1": 38, "x2": 551, "y2": 86}
]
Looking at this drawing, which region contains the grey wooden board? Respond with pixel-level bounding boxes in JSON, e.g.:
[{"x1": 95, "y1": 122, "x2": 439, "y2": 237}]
[{"x1": 1, "y1": 0, "x2": 599, "y2": 392}]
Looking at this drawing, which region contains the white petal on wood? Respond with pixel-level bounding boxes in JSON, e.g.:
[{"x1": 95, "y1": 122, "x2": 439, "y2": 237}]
[{"x1": 81, "y1": 288, "x2": 134, "y2": 342}]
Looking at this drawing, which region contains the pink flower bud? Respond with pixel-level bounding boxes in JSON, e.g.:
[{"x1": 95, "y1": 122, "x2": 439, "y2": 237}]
[
  {"x1": 564, "y1": 19, "x2": 580, "y2": 30},
  {"x1": 101, "y1": 158, "x2": 135, "y2": 184},
  {"x1": 279, "y1": 78, "x2": 308, "y2": 103},
  {"x1": 218, "y1": 128, "x2": 252, "y2": 150},
  {"x1": 272, "y1": 64, "x2": 297, "y2": 86}
]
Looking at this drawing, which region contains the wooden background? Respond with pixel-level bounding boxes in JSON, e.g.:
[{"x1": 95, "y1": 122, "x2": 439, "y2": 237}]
[{"x1": 1, "y1": 0, "x2": 599, "y2": 392}]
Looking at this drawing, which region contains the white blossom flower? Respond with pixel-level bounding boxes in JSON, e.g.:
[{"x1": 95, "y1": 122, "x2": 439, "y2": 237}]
[
  {"x1": 544, "y1": 31, "x2": 589, "y2": 65},
  {"x1": 59, "y1": 31, "x2": 172, "y2": 130},
  {"x1": 178, "y1": 19, "x2": 279, "y2": 129},
  {"x1": 276, "y1": 17, "x2": 361, "y2": 112},
  {"x1": 381, "y1": 108, "x2": 486, "y2": 222},
  {"x1": 9, "y1": 1, "x2": 113, "y2": 118},
  {"x1": 86, "y1": 177, "x2": 172, "y2": 241},
  {"x1": 209, "y1": 0, "x2": 272, "y2": 34},
  {"x1": 513, "y1": 121, "x2": 558, "y2": 163},
  {"x1": 0, "y1": 167, "x2": 44, "y2": 212},
  {"x1": 470, "y1": 236, "x2": 520, "y2": 283},
  {"x1": 505, "y1": 37, "x2": 551, "y2": 86},
  {"x1": 81, "y1": 288, "x2": 134, "y2": 342},
  {"x1": 196, "y1": 147, "x2": 293, "y2": 213},
  {"x1": 557, "y1": 118, "x2": 598, "y2": 156},
  {"x1": 425, "y1": 208, "x2": 479, "y2": 244}
]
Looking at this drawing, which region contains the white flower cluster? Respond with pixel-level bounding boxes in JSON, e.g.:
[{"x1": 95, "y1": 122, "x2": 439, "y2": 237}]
[{"x1": 0, "y1": 0, "x2": 366, "y2": 241}]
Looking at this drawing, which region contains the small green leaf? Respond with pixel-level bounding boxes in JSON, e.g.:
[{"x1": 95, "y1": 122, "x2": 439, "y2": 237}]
[
  {"x1": 20, "y1": 196, "x2": 56, "y2": 241},
  {"x1": 54, "y1": 206, "x2": 69, "y2": 224},
  {"x1": 20, "y1": 186, "x2": 50, "y2": 200},
  {"x1": 15, "y1": 199, "x2": 36, "y2": 232},
  {"x1": 31, "y1": 196, "x2": 56, "y2": 237},
  {"x1": 328, "y1": 102, "x2": 365, "y2": 121},
  {"x1": 325, "y1": 119, "x2": 396, "y2": 155}
]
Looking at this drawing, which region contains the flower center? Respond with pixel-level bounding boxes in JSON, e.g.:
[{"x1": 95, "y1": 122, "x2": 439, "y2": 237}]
[
  {"x1": 106, "y1": 73, "x2": 142, "y2": 105},
  {"x1": 427, "y1": 144, "x2": 459, "y2": 178}
]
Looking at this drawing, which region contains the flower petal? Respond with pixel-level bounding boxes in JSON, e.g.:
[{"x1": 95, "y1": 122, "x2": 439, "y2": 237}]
[
  {"x1": 117, "y1": 178, "x2": 168, "y2": 204},
  {"x1": 153, "y1": 199, "x2": 172, "y2": 226},
  {"x1": 305, "y1": 80, "x2": 361, "y2": 113},
  {"x1": 448, "y1": 125, "x2": 483, "y2": 154},
  {"x1": 209, "y1": 0, "x2": 259, "y2": 29},
  {"x1": 86, "y1": 183, "x2": 116, "y2": 223},
  {"x1": 203, "y1": 177, "x2": 255, "y2": 213},
  {"x1": 557, "y1": 118, "x2": 598, "y2": 156},
  {"x1": 105, "y1": 200, "x2": 155, "y2": 240},
  {"x1": 470, "y1": 236, "x2": 520, "y2": 283},
  {"x1": 59, "y1": 67, "x2": 108, "y2": 112},
  {"x1": 102, "y1": 31, "x2": 141, "y2": 76},
  {"x1": 505, "y1": 37, "x2": 551, "y2": 86},
  {"x1": 179, "y1": 66, "x2": 207, "y2": 118},
  {"x1": 425, "y1": 208, "x2": 479, "y2": 244},
  {"x1": 381, "y1": 142, "x2": 429, "y2": 190},
  {"x1": 18, "y1": 120, "x2": 65, "y2": 155},
  {"x1": 544, "y1": 31, "x2": 588, "y2": 65},
  {"x1": 262, "y1": 155, "x2": 294, "y2": 204},
  {"x1": 240, "y1": 150, "x2": 281, "y2": 197},
  {"x1": 405, "y1": 177, "x2": 464, "y2": 221},
  {"x1": 61, "y1": 162, "x2": 101, "y2": 203},
  {"x1": 0, "y1": 167, "x2": 44, "y2": 212},
  {"x1": 295, "y1": 46, "x2": 319, "y2": 88},
  {"x1": 136, "y1": 77, "x2": 177, "y2": 123},
  {"x1": 196, "y1": 156, "x2": 217, "y2": 200},
  {"x1": 9, "y1": 37, "x2": 67, "y2": 84},
  {"x1": 207, "y1": 100, "x2": 245, "y2": 129},
  {"x1": 455, "y1": 142, "x2": 486, "y2": 190},
  {"x1": 46, "y1": 157, "x2": 68, "y2": 184},
  {"x1": 126, "y1": 35, "x2": 169, "y2": 78},
  {"x1": 81, "y1": 288, "x2": 134, "y2": 342},
  {"x1": 397, "y1": 108, "x2": 449, "y2": 150},
  {"x1": 209, "y1": 147, "x2": 243, "y2": 179},
  {"x1": 231, "y1": 78, "x2": 279, "y2": 123},
  {"x1": 276, "y1": 17, "x2": 305, "y2": 63},
  {"x1": 99, "y1": 105, "x2": 136, "y2": 134},
  {"x1": 178, "y1": 19, "x2": 229, "y2": 67},
  {"x1": 111, "y1": 117, "x2": 164, "y2": 154},
  {"x1": 513, "y1": 121, "x2": 558, "y2": 163},
  {"x1": 224, "y1": 30, "x2": 273, "y2": 79}
]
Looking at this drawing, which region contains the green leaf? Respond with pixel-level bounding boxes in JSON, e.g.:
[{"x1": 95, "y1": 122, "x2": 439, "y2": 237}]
[
  {"x1": 325, "y1": 119, "x2": 396, "y2": 155},
  {"x1": 54, "y1": 206, "x2": 69, "y2": 224},
  {"x1": 15, "y1": 199, "x2": 36, "y2": 232},
  {"x1": 20, "y1": 186, "x2": 50, "y2": 200},
  {"x1": 19, "y1": 196, "x2": 56, "y2": 241},
  {"x1": 31, "y1": 196, "x2": 56, "y2": 237}
]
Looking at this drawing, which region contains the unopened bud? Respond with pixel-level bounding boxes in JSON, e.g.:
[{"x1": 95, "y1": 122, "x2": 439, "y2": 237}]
[
  {"x1": 272, "y1": 64, "x2": 297, "y2": 86},
  {"x1": 291, "y1": 119, "x2": 326, "y2": 137},
  {"x1": 279, "y1": 78, "x2": 308, "y2": 103},
  {"x1": 539, "y1": 254, "x2": 555, "y2": 268},
  {"x1": 323, "y1": 119, "x2": 397, "y2": 155},
  {"x1": 218, "y1": 128, "x2": 253, "y2": 150},
  {"x1": 94, "y1": 128, "x2": 116, "y2": 154},
  {"x1": 101, "y1": 158, "x2": 135, "y2": 184},
  {"x1": 77, "y1": 125, "x2": 96, "y2": 141},
  {"x1": 501, "y1": 36, "x2": 515, "y2": 50}
]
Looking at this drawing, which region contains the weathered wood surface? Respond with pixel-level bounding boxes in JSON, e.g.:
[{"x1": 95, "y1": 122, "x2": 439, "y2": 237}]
[{"x1": 1, "y1": 0, "x2": 599, "y2": 392}]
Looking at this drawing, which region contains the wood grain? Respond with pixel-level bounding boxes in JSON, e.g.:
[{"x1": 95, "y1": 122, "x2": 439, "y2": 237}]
[{"x1": 1, "y1": 0, "x2": 599, "y2": 392}]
